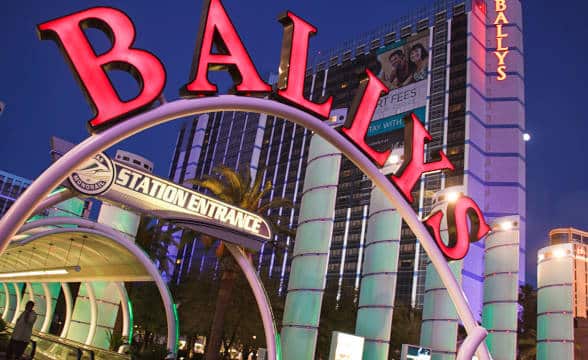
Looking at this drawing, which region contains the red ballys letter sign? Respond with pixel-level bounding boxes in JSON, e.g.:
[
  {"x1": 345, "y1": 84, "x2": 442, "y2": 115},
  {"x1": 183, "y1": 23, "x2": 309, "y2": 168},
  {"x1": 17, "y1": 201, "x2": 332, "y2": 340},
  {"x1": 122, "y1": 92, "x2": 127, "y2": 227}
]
[
  {"x1": 277, "y1": 12, "x2": 333, "y2": 119},
  {"x1": 182, "y1": 0, "x2": 271, "y2": 96},
  {"x1": 341, "y1": 70, "x2": 390, "y2": 166},
  {"x1": 37, "y1": 7, "x2": 166, "y2": 130},
  {"x1": 392, "y1": 114, "x2": 455, "y2": 202},
  {"x1": 425, "y1": 196, "x2": 491, "y2": 260}
]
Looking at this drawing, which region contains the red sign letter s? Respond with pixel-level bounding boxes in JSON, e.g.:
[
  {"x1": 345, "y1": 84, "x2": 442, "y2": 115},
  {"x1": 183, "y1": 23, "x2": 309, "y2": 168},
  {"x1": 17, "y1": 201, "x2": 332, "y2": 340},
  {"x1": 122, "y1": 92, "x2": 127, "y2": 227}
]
[{"x1": 38, "y1": 7, "x2": 166, "y2": 130}]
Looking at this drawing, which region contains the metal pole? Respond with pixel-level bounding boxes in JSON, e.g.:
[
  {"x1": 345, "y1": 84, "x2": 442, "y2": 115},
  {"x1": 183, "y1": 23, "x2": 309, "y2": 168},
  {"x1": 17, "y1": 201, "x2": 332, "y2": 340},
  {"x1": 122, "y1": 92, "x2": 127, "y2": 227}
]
[
  {"x1": 225, "y1": 244, "x2": 279, "y2": 360},
  {"x1": 0, "y1": 96, "x2": 490, "y2": 359}
]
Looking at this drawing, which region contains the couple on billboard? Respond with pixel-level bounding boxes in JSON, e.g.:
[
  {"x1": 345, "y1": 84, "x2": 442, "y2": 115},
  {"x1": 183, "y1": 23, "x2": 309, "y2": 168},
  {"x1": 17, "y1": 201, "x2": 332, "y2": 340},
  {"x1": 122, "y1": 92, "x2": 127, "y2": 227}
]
[{"x1": 378, "y1": 35, "x2": 429, "y2": 90}]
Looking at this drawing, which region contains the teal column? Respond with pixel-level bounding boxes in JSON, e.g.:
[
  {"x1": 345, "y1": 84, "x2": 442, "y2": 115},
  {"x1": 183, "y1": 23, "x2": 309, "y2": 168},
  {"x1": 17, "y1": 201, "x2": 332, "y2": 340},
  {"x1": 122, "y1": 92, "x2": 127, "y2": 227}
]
[
  {"x1": 90, "y1": 282, "x2": 126, "y2": 349},
  {"x1": 482, "y1": 216, "x2": 519, "y2": 360},
  {"x1": 536, "y1": 244, "x2": 575, "y2": 359},
  {"x1": 27, "y1": 283, "x2": 59, "y2": 332},
  {"x1": 281, "y1": 135, "x2": 341, "y2": 360},
  {"x1": 355, "y1": 186, "x2": 401, "y2": 360},
  {"x1": 420, "y1": 261, "x2": 462, "y2": 360},
  {"x1": 419, "y1": 192, "x2": 461, "y2": 360}
]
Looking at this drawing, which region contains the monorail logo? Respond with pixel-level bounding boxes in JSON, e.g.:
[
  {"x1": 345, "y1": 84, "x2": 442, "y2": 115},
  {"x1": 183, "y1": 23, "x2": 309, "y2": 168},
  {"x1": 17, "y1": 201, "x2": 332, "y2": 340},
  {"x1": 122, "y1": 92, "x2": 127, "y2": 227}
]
[
  {"x1": 69, "y1": 154, "x2": 271, "y2": 240},
  {"x1": 42, "y1": 0, "x2": 491, "y2": 260},
  {"x1": 68, "y1": 153, "x2": 115, "y2": 195}
]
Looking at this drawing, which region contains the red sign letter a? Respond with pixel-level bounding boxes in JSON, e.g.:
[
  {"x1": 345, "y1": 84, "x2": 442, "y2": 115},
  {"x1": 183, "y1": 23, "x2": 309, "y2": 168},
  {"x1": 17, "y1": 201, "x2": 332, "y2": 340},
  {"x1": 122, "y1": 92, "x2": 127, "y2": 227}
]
[
  {"x1": 277, "y1": 12, "x2": 333, "y2": 119},
  {"x1": 182, "y1": 0, "x2": 271, "y2": 96},
  {"x1": 391, "y1": 114, "x2": 455, "y2": 203},
  {"x1": 38, "y1": 7, "x2": 166, "y2": 130}
]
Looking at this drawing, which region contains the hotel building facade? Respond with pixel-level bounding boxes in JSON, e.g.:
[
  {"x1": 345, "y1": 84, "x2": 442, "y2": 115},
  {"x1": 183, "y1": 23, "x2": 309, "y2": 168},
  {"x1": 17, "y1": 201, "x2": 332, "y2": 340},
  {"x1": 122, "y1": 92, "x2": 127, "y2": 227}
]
[{"x1": 168, "y1": 0, "x2": 526, "y2": 316}]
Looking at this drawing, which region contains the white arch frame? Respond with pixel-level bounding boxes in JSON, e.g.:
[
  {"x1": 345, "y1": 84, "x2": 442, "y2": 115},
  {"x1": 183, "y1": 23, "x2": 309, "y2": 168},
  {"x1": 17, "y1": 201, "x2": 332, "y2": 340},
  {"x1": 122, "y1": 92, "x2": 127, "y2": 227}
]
[
  {"x1": 114, "y1": 281, "x2": 131, "y2": 348},
  {"x1": 0, "y1": 96, "x2": 491, "y2": 360},
  {"x1": 15, "y1": 217, "x2": 178, "y2": 355},
  {"x1": 1, "y1": 283, "x2": 9, "y2": 320},
  {"x1": 40, "y1": 283, "x2": 54, "y2": 333},
  {"x1": 84, "y1": 281, "x2": 98, "y2": 346},
  {"x1": 10, "y1": 283, "x2": 21, "y2": 324},
  {"x1": 59, "y1": 282, "x2": 73, "y2": 338}
]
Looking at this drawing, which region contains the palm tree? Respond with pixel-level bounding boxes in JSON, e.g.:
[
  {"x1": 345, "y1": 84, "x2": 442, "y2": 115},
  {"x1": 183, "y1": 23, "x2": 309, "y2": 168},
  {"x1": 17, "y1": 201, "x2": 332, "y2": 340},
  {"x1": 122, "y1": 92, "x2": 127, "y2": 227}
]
[
  {"x1": 134, "y1": 216, "x2": 179, "y2": 277},
  {"x1": 188, "y1": 164, "x2": 293, "y2": 360}
]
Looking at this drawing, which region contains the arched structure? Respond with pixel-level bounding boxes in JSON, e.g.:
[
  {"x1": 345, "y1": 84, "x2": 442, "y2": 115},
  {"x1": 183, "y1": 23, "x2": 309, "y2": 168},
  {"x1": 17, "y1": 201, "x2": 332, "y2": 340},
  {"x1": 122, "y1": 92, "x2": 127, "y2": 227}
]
[
  {"x1": 0, "y1": 96, "x2": 491, "y2": 360},
  {"x1": 5, "y1": 217, "x2": 178, "y2": 354}
]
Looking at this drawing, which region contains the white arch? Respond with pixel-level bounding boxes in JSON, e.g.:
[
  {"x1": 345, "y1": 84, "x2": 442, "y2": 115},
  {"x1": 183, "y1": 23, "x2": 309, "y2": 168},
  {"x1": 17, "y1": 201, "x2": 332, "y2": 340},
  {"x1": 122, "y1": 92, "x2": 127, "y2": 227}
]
[
  {"x1": 114, "y1": 282, "x2": 131, "y2": 347},
  {"x1": 84, "y1": 282, "x2": 97, "y2": 346},
  {"x1": 59, "y1": 282, "x2": 73, "y2": 338},
  {"x1": 10, "y1": 283, "x2": 21, "y2": 324},
  {"x1": 1, "y1": 283, "x2": 9, "y2": 320},
  {"x1": 16, "y1": 217, "x2": 178, "y2": 355},
  {"x1": 0, "y1": 96, "x2": 491, "y2": 360},
  {"x1": 40, "y1": 283, "x2": 53, "y2": 333}
]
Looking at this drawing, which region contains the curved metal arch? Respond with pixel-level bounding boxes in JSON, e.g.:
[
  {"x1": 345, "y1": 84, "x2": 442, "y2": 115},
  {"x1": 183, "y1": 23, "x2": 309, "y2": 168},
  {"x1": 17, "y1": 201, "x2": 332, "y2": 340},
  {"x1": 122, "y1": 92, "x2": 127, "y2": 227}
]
[
  {"x1": 11, "y1": 282, "x2": 21, "y2": 324},
  {"x1": 59, "y1": 282, "x2": 73, "y2": 338},
  {"x1": 114, "y1": 282, "x2": 131, "y2": 346},
  {"x1": 0, "y1": 96, "x2": 490, "y2": 360},
  {"x1": 15, "y1": 217, "x2": 178, "y2": 355},
  {"x1": 84, "y1": 282, "x2": 98, "y2": 346},
  {"x1": 1, "y1": 283, "x2": 9, "y2": 320}
]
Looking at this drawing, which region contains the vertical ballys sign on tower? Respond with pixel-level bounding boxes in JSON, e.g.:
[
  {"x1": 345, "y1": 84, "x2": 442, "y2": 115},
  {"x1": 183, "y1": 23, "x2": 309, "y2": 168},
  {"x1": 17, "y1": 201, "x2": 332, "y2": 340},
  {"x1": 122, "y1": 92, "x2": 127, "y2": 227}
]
[
  {"x1": 494, "y1": 0, "x2": 510, "y2": 80},
  {"x1": 37, "y1": 0, "x2": 490, "y2": 261}
]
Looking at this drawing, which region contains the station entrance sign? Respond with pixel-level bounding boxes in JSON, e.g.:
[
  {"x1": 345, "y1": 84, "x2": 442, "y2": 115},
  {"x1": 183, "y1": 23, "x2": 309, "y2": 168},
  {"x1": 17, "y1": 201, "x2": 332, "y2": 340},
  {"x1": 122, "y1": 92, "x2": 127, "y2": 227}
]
[{"x1": 68, "y1": 153, "x2": 272, "y2": 248}]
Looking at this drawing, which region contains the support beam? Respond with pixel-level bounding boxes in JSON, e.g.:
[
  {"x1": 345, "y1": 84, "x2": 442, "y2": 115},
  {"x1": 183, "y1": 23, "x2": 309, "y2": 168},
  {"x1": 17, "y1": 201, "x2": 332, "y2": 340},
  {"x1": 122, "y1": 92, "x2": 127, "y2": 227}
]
[
  {"x1": 1, "y1": 283, "x2": 9, "y2": 320},
  {"x1": 10, "y1": 282, "x2": 22, "y2": 324}
]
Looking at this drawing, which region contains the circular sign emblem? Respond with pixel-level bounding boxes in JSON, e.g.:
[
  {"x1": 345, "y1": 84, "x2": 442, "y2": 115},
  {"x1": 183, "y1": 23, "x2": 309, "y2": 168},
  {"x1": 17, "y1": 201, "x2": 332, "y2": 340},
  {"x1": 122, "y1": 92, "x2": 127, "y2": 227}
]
[{"x1": 68, "y1": 153, "x2": 115, "y2": 195}]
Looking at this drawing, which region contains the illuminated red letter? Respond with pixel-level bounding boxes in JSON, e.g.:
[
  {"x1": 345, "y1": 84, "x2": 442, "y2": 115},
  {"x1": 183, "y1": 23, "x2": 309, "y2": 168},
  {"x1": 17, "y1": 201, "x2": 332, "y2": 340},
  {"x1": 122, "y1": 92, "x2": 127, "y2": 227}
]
[
  {"x1": 392, "y1": 114, "x2": 455, "y2": 202},
  {"x1": 277, "y1": 12, "x2": 333, "y2": 118},
  {"x1": 37, "y1": 7, "x2": 166, "y2": 130},
  {"x1": 425, "y1": 196, "x2": 491, "y2": 260},
  {"x1": 341, "y1": 70, "x2": 390, "y2": 166},
  {"x1": 182, "y1": 0, "x2": 271, "y2": 96}
]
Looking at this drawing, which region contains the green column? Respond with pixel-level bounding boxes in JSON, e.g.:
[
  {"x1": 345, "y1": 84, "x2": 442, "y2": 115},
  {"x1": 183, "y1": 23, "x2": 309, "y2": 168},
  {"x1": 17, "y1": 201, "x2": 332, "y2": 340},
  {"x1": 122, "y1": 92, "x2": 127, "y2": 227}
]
[
  {"x1": 419, "y1": 192, "x2": 461, "y2": 360},
  {"x1": 482, "y1": 216, "x2": 519, "y2": 360},
  {"x1": 536, "y1": 244, "x2": 575, "y2": 359},
  {"x1": 281, "y1": 135, "x2": 341, "y2": 360},
  {"x1": 355, "y1": 186, "x2": 401, "y2": 360}
]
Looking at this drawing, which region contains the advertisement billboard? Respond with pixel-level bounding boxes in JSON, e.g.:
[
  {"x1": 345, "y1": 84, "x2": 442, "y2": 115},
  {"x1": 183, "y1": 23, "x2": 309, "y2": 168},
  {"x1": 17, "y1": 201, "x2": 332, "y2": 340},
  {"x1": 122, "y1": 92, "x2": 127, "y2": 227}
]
[
  {"x1": 401, "y1": 344, "x2": 432, "y2": 360},
  {"x1": 367, "y1": 30, "x2": 429, "y2": 150},
  {"x1": 328, "y1": 331, "x2": 364, "y2": 360}
]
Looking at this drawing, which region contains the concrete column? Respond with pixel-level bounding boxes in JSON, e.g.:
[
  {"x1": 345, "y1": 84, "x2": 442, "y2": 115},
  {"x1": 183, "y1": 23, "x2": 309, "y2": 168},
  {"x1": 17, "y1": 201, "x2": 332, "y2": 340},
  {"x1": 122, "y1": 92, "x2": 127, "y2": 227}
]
[
  {"x1": 536, "y1": 244, "x2": 575, "y2": 359},
  {"x1": 281, "y1": 135, "x2": 341, "y2": 360},
  {"x1": 482, "y1": 216, "x2": 520, "y2": 360},
  {"x1": 355, "y1": 186, "x2": 401, "y2": 360},
  {"x1": 420, "y1": 190, "x2": 462, "y2": 360}
]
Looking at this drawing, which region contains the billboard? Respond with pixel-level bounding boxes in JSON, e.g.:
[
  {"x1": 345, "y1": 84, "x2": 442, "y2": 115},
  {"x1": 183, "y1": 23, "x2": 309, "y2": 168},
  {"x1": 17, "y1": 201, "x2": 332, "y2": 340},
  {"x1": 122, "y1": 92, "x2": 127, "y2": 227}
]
[
  {"x1": 367, "y1": 30, "x2": 429, "y2": 149},
  {"x1": 328, "y1": 332, "x2": 364, "y2": 360},
  {"x1": 401, "y1": 344, "x2": 432, "y2": 360}
]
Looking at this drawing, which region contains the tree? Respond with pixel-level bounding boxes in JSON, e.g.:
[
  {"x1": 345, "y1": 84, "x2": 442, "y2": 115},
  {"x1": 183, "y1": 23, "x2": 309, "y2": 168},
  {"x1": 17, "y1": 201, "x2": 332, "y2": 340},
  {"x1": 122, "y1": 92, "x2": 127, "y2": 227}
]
[
  {"x1": 518, "y1": 284, "x2": 537, "y2": 360},
  {"x1": 134, "y1": 216, "x2": 179, "y2": 277},
  {"x1": 188, "y1": 164, "x2": 293, "y2": 360}
]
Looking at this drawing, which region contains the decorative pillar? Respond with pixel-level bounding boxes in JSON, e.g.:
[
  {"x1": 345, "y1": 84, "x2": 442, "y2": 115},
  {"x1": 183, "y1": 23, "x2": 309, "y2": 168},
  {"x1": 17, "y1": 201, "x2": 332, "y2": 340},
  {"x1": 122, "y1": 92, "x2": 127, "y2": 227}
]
[
  {"x1": 355, "y1": 186, "x2": 401, "y2": 360},
  {"x1": 482, "y1": 216, "x2": 520, "y2": 360},
  {"x1": 281, "y1": 135, "x2": 341, "y2": 360},
  {"x1": 536, "y1": 244, "x2": 575, "y2": 359},
  {"x1": 420, "y1": 189, "x2": 462, "y2": 360}
]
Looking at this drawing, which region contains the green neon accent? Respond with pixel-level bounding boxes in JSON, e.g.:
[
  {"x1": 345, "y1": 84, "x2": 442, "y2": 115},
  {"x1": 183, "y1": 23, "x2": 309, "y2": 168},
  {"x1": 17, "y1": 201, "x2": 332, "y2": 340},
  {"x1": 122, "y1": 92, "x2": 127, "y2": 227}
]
[
  {"x1": 275, "y1": 333, "x2": 282, "y2": 360},
  {"x1": 172, "y1": 302, "x2": 180, "y2": 353},
  {"x1": 127, "y1": 298, "x2": 134, "y2": 343}
]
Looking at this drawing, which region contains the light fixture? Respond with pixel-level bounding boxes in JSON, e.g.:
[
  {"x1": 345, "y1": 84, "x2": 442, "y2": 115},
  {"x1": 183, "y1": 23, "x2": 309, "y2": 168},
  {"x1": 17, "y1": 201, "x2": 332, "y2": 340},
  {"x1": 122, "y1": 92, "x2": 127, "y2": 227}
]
[
  {"x1": 447, "y1": 191, "x2": 460, "y2": 203},
  {"x1": 0, "y1": 266, "x2": 80, "y2": 279},
  {"x1": 523, "y1": 133, "x2": 531, "y2": 142},
  {"x1": 387, "y1": 153, "x2": 401, "y2": 165},
  {"x1": 538, "y1": 254, "x2": 545, "y2": 261},
  {"x1": 499, "y1": 221, "x2": 513, "y2": 231},
  {"x1": 553, "y1": 249, "x2": 566, "y2": 258}
]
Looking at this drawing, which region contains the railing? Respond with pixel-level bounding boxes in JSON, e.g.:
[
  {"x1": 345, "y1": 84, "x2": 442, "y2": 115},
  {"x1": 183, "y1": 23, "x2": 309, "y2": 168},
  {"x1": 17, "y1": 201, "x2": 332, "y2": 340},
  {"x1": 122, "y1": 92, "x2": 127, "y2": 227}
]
[{"x1": 4, "y1": 325, "x2": 129, "y2": 360}]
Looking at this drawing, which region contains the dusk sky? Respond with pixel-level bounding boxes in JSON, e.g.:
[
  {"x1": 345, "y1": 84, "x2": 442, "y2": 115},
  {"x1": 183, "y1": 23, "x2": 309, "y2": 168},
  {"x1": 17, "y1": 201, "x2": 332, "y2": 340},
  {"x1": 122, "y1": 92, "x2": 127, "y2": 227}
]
[{"x1": 1, "y1": 0, "x2": 587, "y2": 285}]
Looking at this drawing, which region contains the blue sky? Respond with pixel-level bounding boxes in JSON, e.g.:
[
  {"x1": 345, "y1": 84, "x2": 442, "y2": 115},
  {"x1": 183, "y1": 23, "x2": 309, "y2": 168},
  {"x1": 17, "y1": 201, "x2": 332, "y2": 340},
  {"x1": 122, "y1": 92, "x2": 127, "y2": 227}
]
[{"x1": 1, "y1": 0, "x2": 587, "y2": 285}]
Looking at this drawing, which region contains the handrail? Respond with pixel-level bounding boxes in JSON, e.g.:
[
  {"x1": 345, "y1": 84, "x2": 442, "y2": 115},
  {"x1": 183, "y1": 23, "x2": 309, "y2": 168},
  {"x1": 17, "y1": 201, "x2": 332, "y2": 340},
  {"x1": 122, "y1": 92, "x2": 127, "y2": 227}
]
[{"x1": 4, "y1": 325, "x2": 128, "y2": 359}]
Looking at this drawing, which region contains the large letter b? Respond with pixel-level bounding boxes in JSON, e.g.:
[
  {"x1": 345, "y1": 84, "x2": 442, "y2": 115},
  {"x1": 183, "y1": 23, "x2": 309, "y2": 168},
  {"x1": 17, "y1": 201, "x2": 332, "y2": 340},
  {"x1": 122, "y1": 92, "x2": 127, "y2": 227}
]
[{"x1": 38, "y1": 7, "x2": 166, "y2": 130}]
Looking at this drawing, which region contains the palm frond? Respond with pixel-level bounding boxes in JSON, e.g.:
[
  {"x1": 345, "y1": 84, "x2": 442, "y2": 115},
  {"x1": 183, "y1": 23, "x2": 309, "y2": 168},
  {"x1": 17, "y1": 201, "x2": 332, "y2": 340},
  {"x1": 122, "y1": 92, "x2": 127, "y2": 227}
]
[
  {"x1": 191, "y1": 177, "x2": 233, "y2": 203},
  {"x1": 214, "y1": 165, "x2": 243, "y2": 203},
  {"x1": 257, "y1": 197, "x2": 294, "y2": 215}
]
